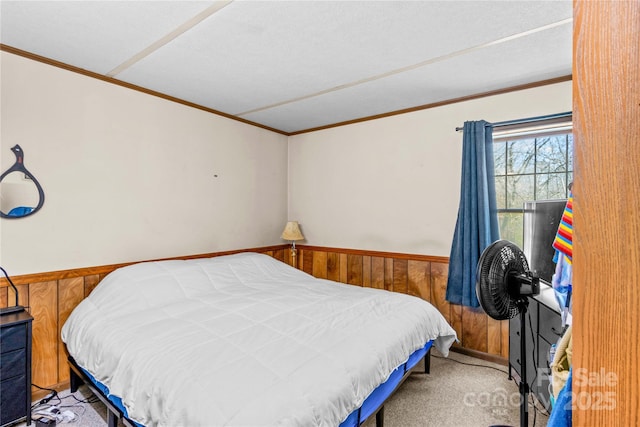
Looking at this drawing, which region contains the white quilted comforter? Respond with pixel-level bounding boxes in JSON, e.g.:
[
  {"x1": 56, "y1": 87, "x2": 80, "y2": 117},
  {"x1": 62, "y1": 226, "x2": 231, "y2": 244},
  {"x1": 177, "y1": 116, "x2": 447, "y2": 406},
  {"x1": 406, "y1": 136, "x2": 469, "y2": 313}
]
[{"x1": 62, "y1": 252, "x2": 456, "y2": 427}]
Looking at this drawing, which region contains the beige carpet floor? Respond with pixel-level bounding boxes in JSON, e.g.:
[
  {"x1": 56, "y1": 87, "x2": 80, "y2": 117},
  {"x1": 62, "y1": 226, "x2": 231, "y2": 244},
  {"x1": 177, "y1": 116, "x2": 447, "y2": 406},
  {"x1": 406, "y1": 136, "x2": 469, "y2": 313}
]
[{"x1": 21, "y1": 351, "x2": 549, "y2": 427}]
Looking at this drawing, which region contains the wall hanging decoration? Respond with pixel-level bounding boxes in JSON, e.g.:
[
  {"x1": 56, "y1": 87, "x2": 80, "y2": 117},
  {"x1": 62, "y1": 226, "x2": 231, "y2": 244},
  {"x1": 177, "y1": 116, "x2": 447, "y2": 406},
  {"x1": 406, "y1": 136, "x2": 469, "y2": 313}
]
[{"x1": 0, "y1": 145, "x2": 45, "y2": 218}]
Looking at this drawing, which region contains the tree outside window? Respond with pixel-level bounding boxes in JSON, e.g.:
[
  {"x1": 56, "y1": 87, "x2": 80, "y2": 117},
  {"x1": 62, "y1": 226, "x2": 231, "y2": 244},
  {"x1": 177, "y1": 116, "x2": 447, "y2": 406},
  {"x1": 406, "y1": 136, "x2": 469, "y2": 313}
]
[{"x1": 494, "y1": 133, "x2": 573, "y2": 247}]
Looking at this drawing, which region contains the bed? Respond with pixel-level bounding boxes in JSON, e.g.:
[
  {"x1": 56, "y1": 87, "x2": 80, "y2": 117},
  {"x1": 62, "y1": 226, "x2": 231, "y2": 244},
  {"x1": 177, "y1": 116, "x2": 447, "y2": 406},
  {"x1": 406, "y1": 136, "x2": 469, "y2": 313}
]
[{"x1": 61, "y1": 252, "x2": 456, "y2": 426}]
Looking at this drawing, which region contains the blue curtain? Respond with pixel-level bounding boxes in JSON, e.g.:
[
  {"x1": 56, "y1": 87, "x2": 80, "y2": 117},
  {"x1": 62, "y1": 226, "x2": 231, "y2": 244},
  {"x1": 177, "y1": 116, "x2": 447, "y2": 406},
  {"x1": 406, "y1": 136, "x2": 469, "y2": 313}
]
[{"x1": 446, "y1": 121, "x2": 500, "y2": 307}]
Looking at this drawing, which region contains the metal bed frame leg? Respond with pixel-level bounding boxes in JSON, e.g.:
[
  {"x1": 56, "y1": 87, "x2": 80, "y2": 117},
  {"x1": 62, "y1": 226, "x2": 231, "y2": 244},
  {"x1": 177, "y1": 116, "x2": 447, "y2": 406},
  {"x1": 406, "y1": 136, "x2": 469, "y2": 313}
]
[
  {"x1": 370, "y1": 349, "x2": 431, "y2": 427},
  {"x1": 68, "y1": 357, "x2": 137, "y2": 427},
  {"x1": 69, "y1": 365, "x2": 83, "y2": 393},
  {"x1": 107, "y1": 410, "x2": 118, "y2": 427},
  {"x1": 69, "y1": 363, "x2": 118, "y2": 427},
  {"x1": 375, "y1": 405, "x2": 384, "y2": 427},
  {"x1": 424, "y1": 347, "x2": 431, "y2": 374}
]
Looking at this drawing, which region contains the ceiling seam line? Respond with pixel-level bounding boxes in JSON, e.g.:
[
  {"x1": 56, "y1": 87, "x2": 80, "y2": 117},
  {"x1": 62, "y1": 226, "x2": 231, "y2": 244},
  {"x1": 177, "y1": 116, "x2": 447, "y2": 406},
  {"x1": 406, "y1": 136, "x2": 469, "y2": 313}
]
[
  {"x1": 234, "y1": 17, "x2": 573, "y2": 117},
  {"x1": 106, "y1": 0, "x2": 233, "y2": 77}
]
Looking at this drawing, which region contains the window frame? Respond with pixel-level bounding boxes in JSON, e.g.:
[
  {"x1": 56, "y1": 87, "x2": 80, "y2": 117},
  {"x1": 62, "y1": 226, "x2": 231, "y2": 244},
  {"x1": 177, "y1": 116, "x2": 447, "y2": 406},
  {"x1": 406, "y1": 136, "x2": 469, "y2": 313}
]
[{"x1": 492, "y1": 121, "x2": 573, "y2": 246}]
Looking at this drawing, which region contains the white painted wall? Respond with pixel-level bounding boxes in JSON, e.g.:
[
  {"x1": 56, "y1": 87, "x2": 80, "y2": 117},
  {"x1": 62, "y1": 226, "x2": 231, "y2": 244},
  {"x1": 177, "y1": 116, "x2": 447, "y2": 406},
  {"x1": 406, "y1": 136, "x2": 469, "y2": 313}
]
[
  {"x1": 288, "y1": 81, "x2": 572, "y2": 256},
  {"x1": 0, "y1": 52, "x2": 289, "y2": 275},
  {"x1": 0, "y1": 51, "x2": 571, "y2": 274}
]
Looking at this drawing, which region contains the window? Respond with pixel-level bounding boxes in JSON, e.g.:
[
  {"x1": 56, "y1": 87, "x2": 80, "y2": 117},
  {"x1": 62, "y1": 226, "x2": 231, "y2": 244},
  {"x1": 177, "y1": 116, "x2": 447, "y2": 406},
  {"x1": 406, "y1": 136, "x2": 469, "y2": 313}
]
[{"x1": 493, "y1": 127, "x2": 573, "y2": 248}]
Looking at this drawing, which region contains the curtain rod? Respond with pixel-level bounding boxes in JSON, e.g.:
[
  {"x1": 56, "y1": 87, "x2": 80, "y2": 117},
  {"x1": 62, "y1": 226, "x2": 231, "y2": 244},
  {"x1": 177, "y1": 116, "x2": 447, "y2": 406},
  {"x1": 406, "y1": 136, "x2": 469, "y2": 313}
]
[{"x1": 455, "y1": 111, "x2": 572, "y2": 132}]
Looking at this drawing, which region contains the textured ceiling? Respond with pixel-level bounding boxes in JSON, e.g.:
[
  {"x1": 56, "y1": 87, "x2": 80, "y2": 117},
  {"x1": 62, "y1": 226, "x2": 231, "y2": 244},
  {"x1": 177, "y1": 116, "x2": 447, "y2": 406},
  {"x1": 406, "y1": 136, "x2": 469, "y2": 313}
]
[{"x1": 0, "y1": 1, "x2": 573, "y2": 134}]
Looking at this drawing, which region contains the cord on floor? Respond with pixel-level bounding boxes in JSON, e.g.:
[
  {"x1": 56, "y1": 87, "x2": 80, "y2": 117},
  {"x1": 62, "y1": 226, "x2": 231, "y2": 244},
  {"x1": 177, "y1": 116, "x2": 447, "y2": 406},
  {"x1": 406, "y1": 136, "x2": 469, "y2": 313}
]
[
  {"x1": 431, "y1": 353, "x2": 550, "y2": 425},
  {"x1": 31, "y1": 383, "x2": 100, "y2": 424},
  {"x1": 431, "y1": 352, "x2": 510, "y2": 375}
]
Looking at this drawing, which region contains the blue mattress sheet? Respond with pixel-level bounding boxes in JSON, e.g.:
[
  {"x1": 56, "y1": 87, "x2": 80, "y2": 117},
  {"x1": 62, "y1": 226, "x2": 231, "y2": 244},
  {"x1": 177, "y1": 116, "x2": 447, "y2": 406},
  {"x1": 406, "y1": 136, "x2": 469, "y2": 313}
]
[
  {"x1": 79, "y1": 340, "x2": 433, "y2": 427},
  {"x1": 339, "y1": 340, "x2": 432, "y2": 427}
]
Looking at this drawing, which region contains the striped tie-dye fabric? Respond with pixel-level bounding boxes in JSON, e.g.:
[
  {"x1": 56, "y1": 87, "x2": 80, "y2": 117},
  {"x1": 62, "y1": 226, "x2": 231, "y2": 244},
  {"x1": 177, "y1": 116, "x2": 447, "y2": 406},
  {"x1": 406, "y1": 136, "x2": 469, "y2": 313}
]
[{"x1": 553, "y1": 194, "x2": 573, "y2": 263}]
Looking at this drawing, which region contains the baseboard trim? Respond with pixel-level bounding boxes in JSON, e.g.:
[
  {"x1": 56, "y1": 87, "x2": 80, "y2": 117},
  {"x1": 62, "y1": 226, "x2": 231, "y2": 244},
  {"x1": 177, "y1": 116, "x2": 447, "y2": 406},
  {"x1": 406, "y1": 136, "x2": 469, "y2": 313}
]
[{"x1": 449, "y1": 346, "x2": 508, "y2": 366}]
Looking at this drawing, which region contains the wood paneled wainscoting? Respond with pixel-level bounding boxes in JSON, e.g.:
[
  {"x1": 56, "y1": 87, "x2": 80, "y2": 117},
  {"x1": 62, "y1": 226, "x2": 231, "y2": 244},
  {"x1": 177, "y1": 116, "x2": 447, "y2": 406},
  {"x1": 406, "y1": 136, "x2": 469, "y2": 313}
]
[{"x1": 1, "y1": 244, "x2": 506, "y2": 398}]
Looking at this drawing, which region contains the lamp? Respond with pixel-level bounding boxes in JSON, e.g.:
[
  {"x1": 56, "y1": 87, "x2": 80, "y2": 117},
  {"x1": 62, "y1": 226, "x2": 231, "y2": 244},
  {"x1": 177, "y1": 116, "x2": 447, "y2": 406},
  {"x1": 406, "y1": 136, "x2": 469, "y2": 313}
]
[{"x1": 281, "y1": 221, "x2": 305, "y2": 268}]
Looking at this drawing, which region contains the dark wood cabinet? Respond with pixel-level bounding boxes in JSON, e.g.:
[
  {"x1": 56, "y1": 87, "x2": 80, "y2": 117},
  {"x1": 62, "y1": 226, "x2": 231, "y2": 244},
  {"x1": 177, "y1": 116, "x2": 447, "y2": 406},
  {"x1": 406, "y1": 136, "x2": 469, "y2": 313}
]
[
  {"x1": 1, "y1": 310, "x2": 33, "y2": 427},
  {"x1": 509, "y1": 286, "x2": 562, "y2": 412}
]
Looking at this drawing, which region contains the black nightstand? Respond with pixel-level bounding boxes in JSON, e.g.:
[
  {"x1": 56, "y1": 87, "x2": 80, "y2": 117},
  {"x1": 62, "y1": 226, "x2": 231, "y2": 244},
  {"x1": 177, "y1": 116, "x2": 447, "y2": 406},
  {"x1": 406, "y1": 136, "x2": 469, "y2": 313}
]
[
  {"x1": 1, "y1": 310, "x2": 33, "y2": 427},
  {"x1": 508, "y1": 286, "x2": 562, "y2": 411}
]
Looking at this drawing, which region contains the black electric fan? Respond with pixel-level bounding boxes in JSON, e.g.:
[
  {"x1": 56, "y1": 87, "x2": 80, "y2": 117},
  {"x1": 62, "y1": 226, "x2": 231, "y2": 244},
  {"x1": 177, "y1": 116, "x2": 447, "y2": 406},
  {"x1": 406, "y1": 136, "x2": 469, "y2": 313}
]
[{"x1": 476, "y1": 240, "x2": 540, "y2": 427}]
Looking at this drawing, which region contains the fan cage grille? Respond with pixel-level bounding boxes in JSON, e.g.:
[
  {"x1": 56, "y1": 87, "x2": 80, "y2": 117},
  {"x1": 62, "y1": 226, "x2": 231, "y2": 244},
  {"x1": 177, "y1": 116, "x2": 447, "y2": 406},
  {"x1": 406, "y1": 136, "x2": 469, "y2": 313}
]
[{"x1": 476, "y1": 240, "x2": 531, "y2": 320}]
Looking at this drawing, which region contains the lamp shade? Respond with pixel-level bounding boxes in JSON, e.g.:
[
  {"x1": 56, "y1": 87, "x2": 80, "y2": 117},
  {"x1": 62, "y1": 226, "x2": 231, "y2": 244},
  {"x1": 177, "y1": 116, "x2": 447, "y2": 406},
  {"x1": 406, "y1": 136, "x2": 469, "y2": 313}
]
[{"x1": 281, "y1": 221, "x2": 304, "y2": 241}]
